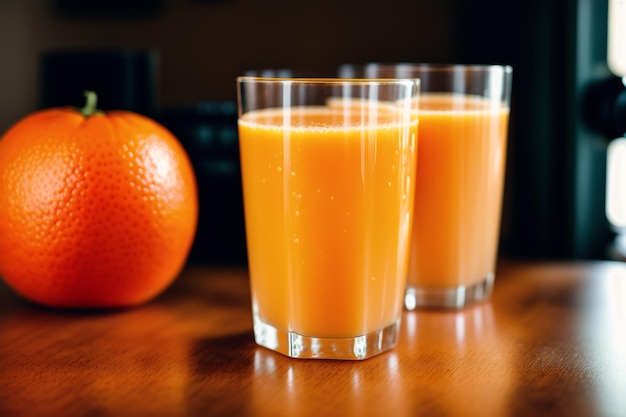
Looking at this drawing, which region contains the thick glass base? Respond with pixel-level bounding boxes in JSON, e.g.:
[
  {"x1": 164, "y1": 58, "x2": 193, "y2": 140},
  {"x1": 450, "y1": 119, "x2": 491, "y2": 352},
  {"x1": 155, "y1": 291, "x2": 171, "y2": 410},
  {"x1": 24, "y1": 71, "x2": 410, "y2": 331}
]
[
  {"x1": 252, "y1": 312, "x2": 400, "y2": 360},
  {"x1": 404, "y1": 272, "x2": 494, "y2": 310}
]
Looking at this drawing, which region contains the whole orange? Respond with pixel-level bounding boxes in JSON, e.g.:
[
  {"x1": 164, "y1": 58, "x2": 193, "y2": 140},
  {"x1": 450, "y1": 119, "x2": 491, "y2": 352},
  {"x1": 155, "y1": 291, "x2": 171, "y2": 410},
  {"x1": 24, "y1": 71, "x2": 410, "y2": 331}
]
[{"x1": 0, "y1": 92, "x2": 198, "y2": 308}]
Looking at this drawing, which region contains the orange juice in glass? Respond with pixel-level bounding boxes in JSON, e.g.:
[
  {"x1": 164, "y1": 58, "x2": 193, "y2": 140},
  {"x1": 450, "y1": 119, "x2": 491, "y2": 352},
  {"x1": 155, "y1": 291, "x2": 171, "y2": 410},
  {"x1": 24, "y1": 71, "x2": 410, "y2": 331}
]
[
  {"x1": 342, "y1": 64, "x2": 513, "y2": 309},
  {"x1": 237, "y1": 77, "x2": 419, "y2": 359}
]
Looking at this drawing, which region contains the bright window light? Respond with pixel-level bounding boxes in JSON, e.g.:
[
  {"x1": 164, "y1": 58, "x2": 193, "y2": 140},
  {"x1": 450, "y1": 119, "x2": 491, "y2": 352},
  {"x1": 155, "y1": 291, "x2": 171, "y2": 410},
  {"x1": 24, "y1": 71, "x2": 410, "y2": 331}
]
[{"x1": 606, "y1": 138, "x2": 626, "y2": 229}]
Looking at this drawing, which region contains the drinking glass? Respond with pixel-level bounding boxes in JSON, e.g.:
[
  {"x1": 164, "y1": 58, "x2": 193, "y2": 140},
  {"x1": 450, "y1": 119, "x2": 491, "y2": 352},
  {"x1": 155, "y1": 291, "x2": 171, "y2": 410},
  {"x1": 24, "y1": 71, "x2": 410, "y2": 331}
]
[
  {"x1": 340, "y1": 64, "x2": 513, "y2": 309},
  {"x1": 237, "y1": 77, "x2": 419, "y2": 359}
]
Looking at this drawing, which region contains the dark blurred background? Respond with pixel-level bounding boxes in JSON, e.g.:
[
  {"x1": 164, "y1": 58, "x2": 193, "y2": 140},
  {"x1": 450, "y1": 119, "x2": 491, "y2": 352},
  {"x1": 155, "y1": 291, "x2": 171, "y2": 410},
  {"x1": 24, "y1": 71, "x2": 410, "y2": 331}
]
[{"x1": 1, "y1": 0, "x2": 624, "y2": 265}]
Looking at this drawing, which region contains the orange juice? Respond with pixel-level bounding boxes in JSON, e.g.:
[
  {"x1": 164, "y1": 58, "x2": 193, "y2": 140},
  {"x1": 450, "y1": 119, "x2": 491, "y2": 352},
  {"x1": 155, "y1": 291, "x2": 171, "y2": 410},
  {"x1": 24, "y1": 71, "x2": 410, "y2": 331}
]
[
  {"x1": 239, "y1": 106, "x2": 417, "y2": 339},
  {"x1": 408, "y1": 93, "x2": 509, "y2": 290}
]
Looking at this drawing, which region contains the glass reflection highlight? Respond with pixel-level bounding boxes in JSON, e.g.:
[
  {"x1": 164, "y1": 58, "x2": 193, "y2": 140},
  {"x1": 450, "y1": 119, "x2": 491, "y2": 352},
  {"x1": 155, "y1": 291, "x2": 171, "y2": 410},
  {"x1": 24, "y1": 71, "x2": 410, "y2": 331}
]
[{"x1": 252, "y1": 348, "x2": 408, "y2": 417}]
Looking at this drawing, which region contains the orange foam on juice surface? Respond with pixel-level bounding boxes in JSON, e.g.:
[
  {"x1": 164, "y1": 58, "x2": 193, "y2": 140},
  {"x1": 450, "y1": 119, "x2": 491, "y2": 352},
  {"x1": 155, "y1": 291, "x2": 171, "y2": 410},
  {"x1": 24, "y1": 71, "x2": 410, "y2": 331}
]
[
  {"x1": 239, "y1": 106, "x2": 417, "y2": 338},
  {"x1": 408, "y1": 93, "x2": 509, "y2": 289}
]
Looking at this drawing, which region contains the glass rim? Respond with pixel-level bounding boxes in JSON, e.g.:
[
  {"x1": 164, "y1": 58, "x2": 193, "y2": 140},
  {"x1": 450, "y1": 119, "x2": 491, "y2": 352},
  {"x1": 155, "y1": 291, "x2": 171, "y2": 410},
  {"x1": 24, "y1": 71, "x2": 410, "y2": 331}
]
[
  {"x1": 350, "y1": 63, "x2": 513, "y2": 74},
  {"x1": 236, "y1": 76, "x2": 420, "y2": 86}
]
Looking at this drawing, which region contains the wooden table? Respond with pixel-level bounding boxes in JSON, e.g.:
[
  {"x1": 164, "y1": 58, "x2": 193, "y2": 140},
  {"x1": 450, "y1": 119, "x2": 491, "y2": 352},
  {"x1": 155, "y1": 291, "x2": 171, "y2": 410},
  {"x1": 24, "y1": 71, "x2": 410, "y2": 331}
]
[{"x1": 1, "y1": 259, "x2": 626, "y2": 417}]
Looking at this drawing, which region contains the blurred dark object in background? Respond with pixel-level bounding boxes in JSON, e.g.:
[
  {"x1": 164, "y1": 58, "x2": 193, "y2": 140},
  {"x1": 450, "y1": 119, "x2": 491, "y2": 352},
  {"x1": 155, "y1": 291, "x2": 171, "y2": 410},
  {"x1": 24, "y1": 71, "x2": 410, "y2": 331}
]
[
  {"x1": 583, "y1": 76, "x2": 626, "y2": 140},
  {"x1": 157, "y1": 102, "x2": 247, "y2": 265},
  {"x1": 40, "y1": 49, "x2": 158, "y2": 116},
  {"x1": 53, "y1": 0, "x2": 163, "y2": 18}
]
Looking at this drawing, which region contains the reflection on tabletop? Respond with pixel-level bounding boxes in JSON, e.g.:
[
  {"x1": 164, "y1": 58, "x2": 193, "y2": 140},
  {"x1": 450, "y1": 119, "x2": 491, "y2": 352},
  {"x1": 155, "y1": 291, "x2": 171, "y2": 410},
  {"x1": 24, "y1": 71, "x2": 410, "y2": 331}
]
[{"x1": 1, "y1": 262, "x2": 626, "y2": 417}]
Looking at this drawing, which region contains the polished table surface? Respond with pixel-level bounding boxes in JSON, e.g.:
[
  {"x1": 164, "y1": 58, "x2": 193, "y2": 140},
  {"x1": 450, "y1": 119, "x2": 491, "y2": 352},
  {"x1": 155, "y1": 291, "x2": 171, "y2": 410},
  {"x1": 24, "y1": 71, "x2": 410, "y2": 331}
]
[{"x1": 1, "y1": 259, "x2": 626, "y2": 417}]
